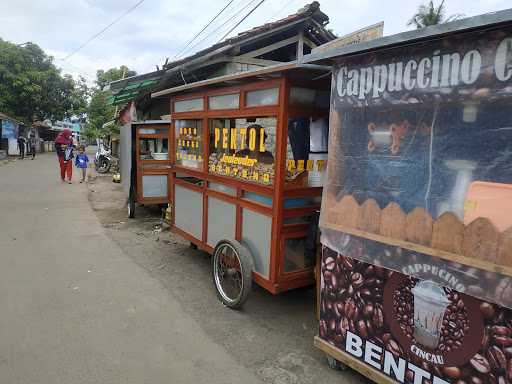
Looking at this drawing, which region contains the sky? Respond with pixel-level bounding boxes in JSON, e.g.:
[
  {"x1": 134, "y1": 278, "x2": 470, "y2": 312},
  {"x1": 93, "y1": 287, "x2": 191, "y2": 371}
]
[{"x1": 0, "y1": 0, "x2": 510, "y2": 84}]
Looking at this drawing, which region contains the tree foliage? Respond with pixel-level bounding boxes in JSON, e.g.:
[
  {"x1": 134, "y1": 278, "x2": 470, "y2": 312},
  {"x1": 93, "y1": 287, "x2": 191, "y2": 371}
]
[
  {"x1": 96, "y1": 65, "x2": 136, "y2": 90},
  {"x1": 0, "y1": 39, "x2": 88, "y2": 123},
  {"x1": 407, "y1": 0, "x2": 463, "y2": 29},
  {"x1": 83, "y1": 65, "x2": 136, "y2": 139}
]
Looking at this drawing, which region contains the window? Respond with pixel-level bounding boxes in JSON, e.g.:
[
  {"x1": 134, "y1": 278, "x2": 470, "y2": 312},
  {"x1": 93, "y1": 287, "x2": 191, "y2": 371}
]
[
  {"x1": 175, "y1": 120, "x2": 203, "y2": 170},
  {"x1": 208, "y1": 117, "x2": 277, "y2": 186},
  {"x1": 139, "y1": 138, "x2": 168, "y2": 160},
  {"x1": 246, "y1": 88, "x2": 279, "y2": 107},
  {"x1": 208, "y1": 94, "x2": 239, "y2": 110},
  {"x1": 286, "y1": 117, "x2": 329, "y2": 187},
  {"x1": 174, "y1": 98, "x2": 204, "y2": 112}
]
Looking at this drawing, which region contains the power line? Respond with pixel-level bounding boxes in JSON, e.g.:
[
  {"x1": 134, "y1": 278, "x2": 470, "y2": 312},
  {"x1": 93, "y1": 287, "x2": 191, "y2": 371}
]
[
  {"x1": 173, "y1": 0, "x2": 236, "y2": 59},
  {"x1": 60, "y1": 0, "x2": 146, "y2": 61},
  {"x1": 217, "y1": 0, "x2": 266, "y2": 43},
  {"x1": 264, "y1": 0, "x2": 300, "y2": 24},
  {"x1": 178, "y1": 0, "x2": 259, "y2": 58}
]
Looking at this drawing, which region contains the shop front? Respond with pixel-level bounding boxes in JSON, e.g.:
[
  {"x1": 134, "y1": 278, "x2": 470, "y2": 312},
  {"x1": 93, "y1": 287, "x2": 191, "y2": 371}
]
[
  {"x1": 152, "y1": 64, "x2": 331, "y2": 307},
  {"x1": 304, "y1": 9, "x2": 512, "y2": 384}
]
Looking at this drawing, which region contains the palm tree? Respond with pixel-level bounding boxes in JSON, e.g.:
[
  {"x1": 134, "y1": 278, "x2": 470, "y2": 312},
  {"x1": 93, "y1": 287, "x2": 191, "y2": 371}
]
[{"x1": 407, "y1": 0, "x2": 463, "y2": 29}]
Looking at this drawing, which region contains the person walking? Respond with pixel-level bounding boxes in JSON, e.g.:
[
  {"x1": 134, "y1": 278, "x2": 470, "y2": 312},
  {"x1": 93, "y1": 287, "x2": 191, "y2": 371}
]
[
  {"x1": 28, "y1": 134, "x2": 37, "y2": 160},
  {"x1": 75, "y1": 145, "x2": 89, "y2": 183},
  {"x1": 17, "y1": 136, "x2": 26, "y2": 159},
  {"x1": 55, "y1": 129, "x2": 73, "y2": 183}
]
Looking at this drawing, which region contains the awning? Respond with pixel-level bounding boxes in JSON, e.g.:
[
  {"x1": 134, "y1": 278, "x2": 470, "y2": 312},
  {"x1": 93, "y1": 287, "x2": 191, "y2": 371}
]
[{"x1": 107, "y1": 79, "x2": 159, "y2": 106}]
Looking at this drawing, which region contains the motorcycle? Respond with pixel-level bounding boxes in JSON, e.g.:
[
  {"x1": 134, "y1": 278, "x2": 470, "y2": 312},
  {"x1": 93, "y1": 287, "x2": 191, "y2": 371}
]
[{"x1": 95, "y1": 142, "x2": 112, "y2": 174}]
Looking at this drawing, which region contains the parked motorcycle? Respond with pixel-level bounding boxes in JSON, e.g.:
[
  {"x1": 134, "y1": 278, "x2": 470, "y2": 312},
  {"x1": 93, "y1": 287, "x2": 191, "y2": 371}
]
[{"x1": 95, "y1": 143, "x2": 112, "y2": 174}]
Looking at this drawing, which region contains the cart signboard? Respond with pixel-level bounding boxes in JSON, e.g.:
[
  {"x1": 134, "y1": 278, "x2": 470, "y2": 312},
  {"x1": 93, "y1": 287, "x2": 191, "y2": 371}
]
[{"x1": 316, "y1": 17, "x2": 512, "y2": 384}]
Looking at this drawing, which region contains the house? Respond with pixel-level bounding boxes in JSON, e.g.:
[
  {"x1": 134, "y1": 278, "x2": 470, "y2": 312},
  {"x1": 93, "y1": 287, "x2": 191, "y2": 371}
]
[{"x1": 109, "y1": 1, "x2": 336, "y2": 121}]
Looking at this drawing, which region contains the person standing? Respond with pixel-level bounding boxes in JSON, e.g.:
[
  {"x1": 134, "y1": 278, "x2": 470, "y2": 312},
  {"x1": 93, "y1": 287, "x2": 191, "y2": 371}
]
[
  {"x1": 28, "y1": 134, "x2": 37, "y2": 160},
  {"x1": 17, "y1": 136, "x2": 26, "y2": 159},
  {"x1": 75, "y1": 145, "x2": 89, "y2": 183},
  {"x1": 55, "y1": 129, "x2": 73, "y2": 182}
]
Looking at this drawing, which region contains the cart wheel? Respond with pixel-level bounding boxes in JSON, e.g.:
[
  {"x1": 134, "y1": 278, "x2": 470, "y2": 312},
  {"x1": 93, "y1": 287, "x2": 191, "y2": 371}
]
[
  {"x1": 128, "y1": 197, "x2": 135, "y2": 218},
  {"x1": 326, "y1": 355, "x2": 347, "y2": 371},
  {"x1": 212, "y1": 239, "x2": 253, "y2": 309}
]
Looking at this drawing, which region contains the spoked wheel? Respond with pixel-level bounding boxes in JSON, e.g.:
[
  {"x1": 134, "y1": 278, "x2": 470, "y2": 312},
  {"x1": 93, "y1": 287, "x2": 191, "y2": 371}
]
[{"x1": 212, "y1": 239, "x2": 253, "y2": 309}]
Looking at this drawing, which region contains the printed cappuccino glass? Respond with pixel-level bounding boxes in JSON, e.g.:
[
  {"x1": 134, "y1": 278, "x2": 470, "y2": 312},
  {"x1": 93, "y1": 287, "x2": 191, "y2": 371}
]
[{"x1": 411, "y1": 280, "x2": 450, "y2": 349}]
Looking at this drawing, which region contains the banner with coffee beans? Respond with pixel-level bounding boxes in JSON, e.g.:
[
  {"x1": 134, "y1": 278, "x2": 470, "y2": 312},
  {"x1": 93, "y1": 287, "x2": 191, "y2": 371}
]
[
  {"x1": 320, "y1": 246, "x2": 512, "y2": 384},
  {"x1": 320, "y1": 25, "x2": 512, "y2": 320}
]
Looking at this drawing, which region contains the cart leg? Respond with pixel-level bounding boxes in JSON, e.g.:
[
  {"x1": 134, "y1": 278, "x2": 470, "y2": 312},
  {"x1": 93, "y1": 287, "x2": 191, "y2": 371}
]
[{"x1": 326, "y1": 354, "x2": 348, "y2": 371}]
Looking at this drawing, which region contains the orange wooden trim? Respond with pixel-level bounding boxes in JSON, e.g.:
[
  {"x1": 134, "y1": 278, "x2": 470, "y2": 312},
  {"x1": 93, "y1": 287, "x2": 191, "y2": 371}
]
[
  {"x1": 281, "y1": 224, "x2": 309, "y2": 234},
  {"x1": 202, "y1": 190, "x2": 208, "y2": 244},
  {"x1": 269, "y1": 76, "x2": 289, "y2": 283},
  {"x1": 283, "y1": 205, "x2": 321, "y2": 218},
  {"x1": 252, "y1": 272, "x2": 279, "y2": 294},
  {"x1": 236, "y1": 188, "x2": 242, "y2": 241},
  {"x1": 137, "y1": 134, "x2": 169, "y2": 139},
  {"x1": 137, "y1": 197, "x2": 168, "y2": 204},
  {"x1": 135, "y1": 123, "x2": 171, "y2": 130},
  {"x1": 173, "y1": 107, "x2": 280, "y2": 120},
  {"x1": 174, "y1": 177, "x2": 203, "y2": 193},
  {"x1": 284, "y1": 187, "x2": 323, "y2": 197}
]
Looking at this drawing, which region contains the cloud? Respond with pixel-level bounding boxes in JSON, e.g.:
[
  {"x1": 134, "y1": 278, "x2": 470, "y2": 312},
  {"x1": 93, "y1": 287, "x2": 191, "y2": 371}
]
[{"x1": 1, "y1": 0, "x2": 510, "y2": 83}]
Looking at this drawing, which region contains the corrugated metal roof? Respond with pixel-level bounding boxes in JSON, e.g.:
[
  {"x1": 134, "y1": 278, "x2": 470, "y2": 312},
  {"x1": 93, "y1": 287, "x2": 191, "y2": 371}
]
[{"x1": 303, "y1": 7, "x2": 512, "y2": 64}]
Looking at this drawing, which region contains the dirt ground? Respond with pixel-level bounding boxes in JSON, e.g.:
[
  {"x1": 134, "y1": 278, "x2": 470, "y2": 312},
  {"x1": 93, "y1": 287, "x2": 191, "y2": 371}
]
[{"x1": 87, "y1": 172, "x2": 367, "y2": 384}]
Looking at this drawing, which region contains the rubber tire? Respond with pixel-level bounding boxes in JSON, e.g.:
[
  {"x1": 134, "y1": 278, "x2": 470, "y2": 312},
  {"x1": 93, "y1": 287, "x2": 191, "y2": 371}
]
[
  {"x1": 212, "y1": 239, "x2": 254, "y2": 310},
  {"x1": 128, "y1": 197, "x2": 135, "y2": 218},
  {"x1": 97, "y1": 158, "x2": 110, "y2": 174}
]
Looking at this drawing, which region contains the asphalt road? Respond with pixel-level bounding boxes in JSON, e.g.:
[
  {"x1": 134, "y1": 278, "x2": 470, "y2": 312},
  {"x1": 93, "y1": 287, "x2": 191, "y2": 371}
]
[{"x1": 0, "y1": 152, "x2": 262, "y2": 384}]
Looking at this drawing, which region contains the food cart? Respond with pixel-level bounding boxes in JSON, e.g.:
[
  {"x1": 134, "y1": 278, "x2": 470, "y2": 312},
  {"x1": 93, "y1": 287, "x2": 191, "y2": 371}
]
[
  {"x1": 150, "y1": 63, "x2": 331, "y2": 308},
  {"x1": 120, "y1": 120, "x2": 172, "y2": 218},
  {"x1": 304, "y1": 9, "x2": 512, "y2": 384}
]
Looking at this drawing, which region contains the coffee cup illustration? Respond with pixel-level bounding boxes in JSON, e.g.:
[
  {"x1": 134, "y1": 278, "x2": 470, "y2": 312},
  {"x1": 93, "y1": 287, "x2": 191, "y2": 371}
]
[{"x1": 411, "y1": 280, "x2": 451, "y2": 349}]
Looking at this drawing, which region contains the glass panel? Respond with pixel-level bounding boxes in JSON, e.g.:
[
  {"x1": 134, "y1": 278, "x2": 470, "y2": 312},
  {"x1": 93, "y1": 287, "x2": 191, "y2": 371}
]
[
  {"x1": 174, "y1": 185, "x2": 202, "y2": 240},
  {"x1": 139, "y1": 138, "x2": 168, "y2": 160},
  {"x1": 284, "y1": 197, "x2": 314, "y2": 209},
  {"x1": 138, "y1": 127, "x2": 168, "y2": 135},
  {"x1": 142, "y1": 175, "x2": 168, "y2": 198},
  {"x1": 175, "y1": 120, "x2": 203, "y2": 170},
  {"x1": 242, "y1": 191, "x2": 272, "y2": 206},
  {"x1": 174, "y1": 98, "x2": 204, "y2": 112},
  {"x1": 242, "y1": 209, "x2": 271, "y2": 278},
  {"x1": 245, "y1": 88, "x2": 279, "y2": 107},
  {"x1": 207, "y1": 197, "x2": 236, "y2": 247},
  {"x1": 286, "y1": 117, "x2": 329, "y2": 187},
  {"x1": 208, "y1": 117, "x2": 276, "y2": 186},
  {"x1": 290, "y1": 87, "x2": 316, "y2": 105},
  {"x1": 208, "y1": 182, "x2": 236, "y2": 196},
  {"x1": 284, "y1": 237, "x2": 314, "y2": 272},
  {"x1": 208, "y1": 94, "x2": 239, "y2": 110}
]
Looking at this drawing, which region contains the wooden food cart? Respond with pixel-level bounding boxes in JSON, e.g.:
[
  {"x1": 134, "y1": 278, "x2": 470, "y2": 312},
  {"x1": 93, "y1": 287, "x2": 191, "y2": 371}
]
[
  {"x1": 304, "y1": 9, "x2": 512, "y2": 384},
  {"x1": 120, "y1": 120, "x2": 172, "y2": 218},
  {"x1": 151, "y1": 63, "x2": 331, "y2": 308}
]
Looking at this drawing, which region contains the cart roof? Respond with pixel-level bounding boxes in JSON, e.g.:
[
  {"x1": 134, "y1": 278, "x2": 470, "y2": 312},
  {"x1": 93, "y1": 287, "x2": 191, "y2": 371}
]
[
  {"x1": 151, "y1": 62, "x2": 330, "y2": 98},
  {"x1": 302, "y1": 8, "x2": 512, "y2": 65},
  {"x1": 132, "y1": 120, "x2": 171, "y2": 125}
]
